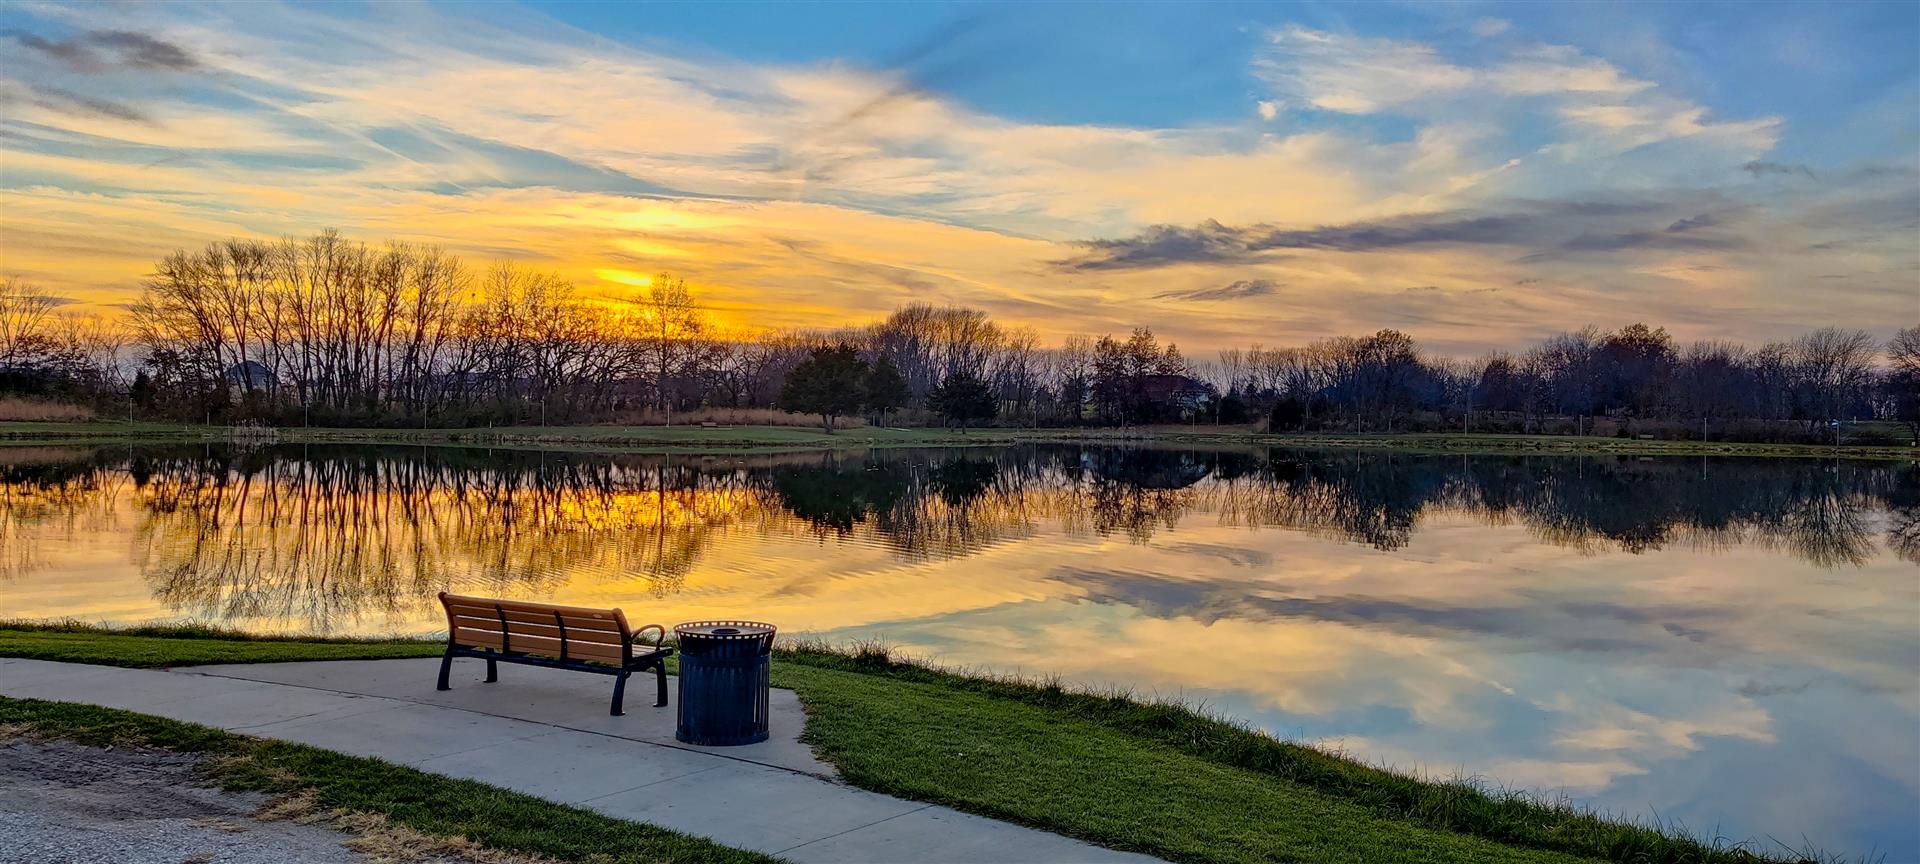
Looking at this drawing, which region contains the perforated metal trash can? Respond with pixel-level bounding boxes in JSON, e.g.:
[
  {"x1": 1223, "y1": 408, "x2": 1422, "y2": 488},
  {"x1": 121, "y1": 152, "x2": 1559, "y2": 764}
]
[{"x1": 674, "y1": 621, "x2": 776, "y2": 746}]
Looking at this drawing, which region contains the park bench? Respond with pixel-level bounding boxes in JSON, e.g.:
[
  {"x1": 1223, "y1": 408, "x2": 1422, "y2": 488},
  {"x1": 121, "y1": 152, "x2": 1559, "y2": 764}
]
[{"x1": 436, "y1": 592, "x2": 673, "y2": 716}]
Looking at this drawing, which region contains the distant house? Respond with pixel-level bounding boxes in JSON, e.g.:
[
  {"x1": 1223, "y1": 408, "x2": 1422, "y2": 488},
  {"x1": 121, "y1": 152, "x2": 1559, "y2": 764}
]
[
  {"x1": 1139, "y1": 374, "x2": 1212, "y2": 415},
  {"x1": 224, "y1": 360, "x2": 276, "y2": 393}
]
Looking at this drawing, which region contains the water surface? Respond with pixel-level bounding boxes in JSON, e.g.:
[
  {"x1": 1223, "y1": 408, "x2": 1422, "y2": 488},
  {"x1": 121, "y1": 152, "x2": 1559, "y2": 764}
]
[{"x1": 3, "y1": 443, "x2": 1915, "y2": 857}]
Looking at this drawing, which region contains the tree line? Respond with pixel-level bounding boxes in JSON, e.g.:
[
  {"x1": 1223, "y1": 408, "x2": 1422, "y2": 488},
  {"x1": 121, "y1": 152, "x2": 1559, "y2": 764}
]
[
  {"x1": 0, "y1": 229, "x2": 1914, "y2": 443},
  {"x1": 1222, "y1": 322, "x2": 1920, "y2": 444}
]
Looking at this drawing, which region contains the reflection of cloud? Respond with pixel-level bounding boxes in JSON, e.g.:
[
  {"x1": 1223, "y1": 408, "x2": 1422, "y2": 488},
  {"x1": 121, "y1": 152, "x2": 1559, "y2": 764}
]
[
  {"x1": 1481, "y1": 758, "x2": 1646, "y2": 792},
  {"x1": 1546, "y1": 693, "x2": 1774, "y2": 754},
  {"x1": 1049, "y1": 564, "x2": 1748, "y2": 660},
  {"x1": 1163, "y1": 542, "x2": 1271, "y2": 567}
]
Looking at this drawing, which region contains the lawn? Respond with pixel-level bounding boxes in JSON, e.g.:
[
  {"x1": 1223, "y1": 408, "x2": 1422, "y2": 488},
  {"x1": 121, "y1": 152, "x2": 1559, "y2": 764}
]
[{"x1": 0, "y1": 622, "x2": 1809, "y2": 864}]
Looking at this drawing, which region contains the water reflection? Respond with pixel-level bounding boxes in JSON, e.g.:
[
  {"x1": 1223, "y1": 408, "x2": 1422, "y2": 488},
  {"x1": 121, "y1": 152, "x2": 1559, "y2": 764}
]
[
  {"x1": 9, "y1": 446, "x2": 1909, "y2": 599},
  {"x1": 4, "y1": 445, "x2": 1915, "y2": 621},
  {"x1": 2, "y1": 443, "x2": 1915, "y2": 857}
]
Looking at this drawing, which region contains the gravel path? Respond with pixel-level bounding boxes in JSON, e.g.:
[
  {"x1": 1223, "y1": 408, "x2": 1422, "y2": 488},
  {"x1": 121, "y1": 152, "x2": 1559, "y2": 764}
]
[{"x1": 1, "y1": 737, "x2": 378, "y2": 864}]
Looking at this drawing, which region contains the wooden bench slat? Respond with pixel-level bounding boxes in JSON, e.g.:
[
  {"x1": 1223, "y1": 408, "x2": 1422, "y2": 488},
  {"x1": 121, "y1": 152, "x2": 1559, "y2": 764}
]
[
  {"x1": 444, "y1": 603, "x2": 626, "y2": 635},
  {"x1": 448, "y1": 614, "x2": 625, "y2": 646},
  {"x1": 450, "y1": 630, "x2": 632, "y2": 664},
  {"x1": 449, "y1": 625, "x2": 624, "y2": 655},
  {"x1": 442, "y1": 593, "x2": 628, "y2": 622},
  {"x1": 445, "y1": 602, "x2": 620, "y2": 626}
]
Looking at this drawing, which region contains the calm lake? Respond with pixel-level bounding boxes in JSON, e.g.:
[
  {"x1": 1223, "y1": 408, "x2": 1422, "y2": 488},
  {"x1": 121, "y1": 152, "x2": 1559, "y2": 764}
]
[{"x1": 3, "y1": 442, "x2": 1915, "y2": 857}]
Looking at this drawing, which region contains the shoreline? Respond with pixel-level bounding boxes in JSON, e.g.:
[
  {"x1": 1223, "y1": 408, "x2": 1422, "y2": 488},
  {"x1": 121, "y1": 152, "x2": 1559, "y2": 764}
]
[{"x1": 3, "y1": 420, "x2": 1914, "y2": 460}]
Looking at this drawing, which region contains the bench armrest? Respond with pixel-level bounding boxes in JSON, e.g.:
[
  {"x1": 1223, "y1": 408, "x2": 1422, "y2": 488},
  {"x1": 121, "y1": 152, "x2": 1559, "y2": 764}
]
[{"x1": 632, "y1": 624, "x2": 668, "y2": 649}]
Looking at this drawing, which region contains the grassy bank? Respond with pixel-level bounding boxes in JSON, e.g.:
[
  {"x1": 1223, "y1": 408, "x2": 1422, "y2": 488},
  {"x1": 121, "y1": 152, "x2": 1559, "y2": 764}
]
[
  {"x1": 0, "y1": 622, "x2": 1815, "y2": 864},
  {"x1": 0, "y1": 697, "x2": 773, "y2": 864},
  {"x1": 3, "y1": 419, "x2": 1914, "y2": 459},
  {"x1": 0, "y1": 621, "x2": 446, "y2": 666}
]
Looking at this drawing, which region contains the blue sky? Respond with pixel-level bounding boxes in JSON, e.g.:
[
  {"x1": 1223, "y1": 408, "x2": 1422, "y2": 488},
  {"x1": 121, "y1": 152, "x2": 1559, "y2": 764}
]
[
  {"x1": 532, "y1": 1, "x2": 1919, "y2": 144},
  {"x1": 1, "y1": 0, "x2": 1915, "y2": 352}
]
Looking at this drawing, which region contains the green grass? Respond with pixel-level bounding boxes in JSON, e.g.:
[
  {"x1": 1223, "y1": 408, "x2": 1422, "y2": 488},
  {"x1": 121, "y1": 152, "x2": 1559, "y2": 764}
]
[
  {"x1": 0, "y1": 696, "x2": 774, "y2": 864},
  {"x1": 0, "y1": 620, "x2": 445, "y2": 667},
  {"x1": 775, "y1": 657, "x2": 1601, "y2": 864},
  {"x1": 1, "y1": 622, "x2": 1824, "y2": 864}
]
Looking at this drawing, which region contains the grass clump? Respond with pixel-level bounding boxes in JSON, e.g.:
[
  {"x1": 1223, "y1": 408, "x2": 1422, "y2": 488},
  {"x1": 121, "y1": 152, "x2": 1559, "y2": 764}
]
[{"x1": 0, "y1": 696, "x2": 771, "y2": 864}]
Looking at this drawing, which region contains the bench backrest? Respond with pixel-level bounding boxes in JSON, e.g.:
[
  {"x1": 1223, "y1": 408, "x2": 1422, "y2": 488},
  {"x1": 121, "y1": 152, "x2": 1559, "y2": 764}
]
[{"x1": 439, "y1": 592, "x2": 634, "y2": 665}]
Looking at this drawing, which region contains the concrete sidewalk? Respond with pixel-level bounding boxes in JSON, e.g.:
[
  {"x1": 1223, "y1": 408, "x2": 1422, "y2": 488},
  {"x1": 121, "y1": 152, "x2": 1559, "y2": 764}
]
[{"x1": 0, "y1": 657, "x2": 1159, "y2": 864}]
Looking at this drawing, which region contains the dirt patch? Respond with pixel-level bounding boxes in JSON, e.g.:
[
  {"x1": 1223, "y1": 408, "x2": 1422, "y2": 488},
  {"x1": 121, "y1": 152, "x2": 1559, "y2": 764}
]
[{"x1": 0, "y1": 736, "x2": 521, "y2": 864}]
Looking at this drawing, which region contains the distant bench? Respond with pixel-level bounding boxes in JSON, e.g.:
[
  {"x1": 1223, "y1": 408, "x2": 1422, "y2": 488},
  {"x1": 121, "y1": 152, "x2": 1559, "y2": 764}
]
[{"x1": 436, "y1": 592, "x2": 673, "y2": 716}]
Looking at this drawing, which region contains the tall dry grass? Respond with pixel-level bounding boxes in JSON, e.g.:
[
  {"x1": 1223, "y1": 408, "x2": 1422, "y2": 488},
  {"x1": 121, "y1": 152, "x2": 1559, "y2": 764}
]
[
  {"x1": 611, "y1": 407, "x2": 868, "y2": 429},
  {"x1": 0, "y1": 397, "x2": 94, "y2": 422}
]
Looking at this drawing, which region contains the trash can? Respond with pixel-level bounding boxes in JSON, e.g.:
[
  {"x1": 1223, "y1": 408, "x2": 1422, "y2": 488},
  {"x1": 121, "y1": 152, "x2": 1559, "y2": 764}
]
[{"x1": 674, "y1": 621, "x2": 776, "y2": 746}]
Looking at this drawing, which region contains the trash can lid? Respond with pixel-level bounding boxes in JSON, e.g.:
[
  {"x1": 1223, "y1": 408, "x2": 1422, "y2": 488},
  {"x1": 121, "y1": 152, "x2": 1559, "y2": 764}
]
[{"x1": 674, "y1": 620, "x2": 776, "y2": 639}]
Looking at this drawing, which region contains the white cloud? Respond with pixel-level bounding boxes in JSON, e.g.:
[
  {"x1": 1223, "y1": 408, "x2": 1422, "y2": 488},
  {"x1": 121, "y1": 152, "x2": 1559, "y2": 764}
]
[
  {"x1": 1471, "y1": 18, "x2": 1512, "y2": 38},
  {"x1": 1489, "y1": 53, "x2": 1654, "y2": 96},
  {"x1": 1257, "y1": 26, "x2": 1474, "y2": 114},
  {"x1": 1255, "y1": 26, "x2": 1782, "y2": 181}
]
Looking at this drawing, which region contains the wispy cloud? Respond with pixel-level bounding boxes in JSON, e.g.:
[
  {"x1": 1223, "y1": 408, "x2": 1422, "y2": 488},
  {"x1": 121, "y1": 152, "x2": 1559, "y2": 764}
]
[
  {"x1": 1059, "y1": 200, "x2": 1756, "y2": 270},
  {"x1": 1, "y1": 81, "x2": 151, "y2": 123},
  {"x1": 1153, "y1": 279, "x2": 1278, "y2": 302},
  {"x1": 4, "y1": 28, "x2": 199, "y2": 72},
  {"x1": 1742, "y1": 160, "x2": 1816, "y2": 180}
]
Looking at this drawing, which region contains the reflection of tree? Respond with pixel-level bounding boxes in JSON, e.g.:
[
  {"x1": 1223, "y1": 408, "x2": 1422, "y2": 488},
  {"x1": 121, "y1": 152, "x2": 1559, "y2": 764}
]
[
  {"x1": 1, "y1": 443, "x2": 1909, "y2": 632},
  {"x1": 1085, "y1": 448, "x2": 1210, "y2": 490},
  {"x1": 113, "y1": 446, "x2": 770, "y2": 631},
  {"x1": 0, "y1": 449, "x2": 126, "y2": 580},
  {"x1": 1885, "y1": 465, "x2": 1920, "y2": 565},
  {"x1": 771, "y1": 457, "x2": 910, "y2": 535},
  {"x1": 770, "y1": 451, "x2": 1037, "y2": 558}
]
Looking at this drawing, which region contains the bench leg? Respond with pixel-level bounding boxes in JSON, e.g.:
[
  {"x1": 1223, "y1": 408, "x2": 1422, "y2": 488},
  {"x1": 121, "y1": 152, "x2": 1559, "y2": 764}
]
[
  {"x1": 484, "y1": 657, "x2": 498, "y2": 683},
  {"x1": 436, "y1": 649, "x2": 454, "y2": 691},
  {"x1": 654, "y1": 662, "x2": 668, "y2": 707},
  {"x1": 610, "y1": 671, "x2": 629, "y2": 716}
]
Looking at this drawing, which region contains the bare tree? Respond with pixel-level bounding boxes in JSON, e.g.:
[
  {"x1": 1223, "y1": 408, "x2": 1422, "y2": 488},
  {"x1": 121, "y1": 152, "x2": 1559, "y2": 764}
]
[
  {"x1": 630, "y1": 275, "x2": 706, "y2": 412},
  {"x1": 1788, "y1": 328, "x2": 1876, "y2": 432},
  {"x1": 0, "y1": 277, "x2": 59, "y2": 368},
  {"x1": 1883, "y1": 325, "x2": 1920, "y2": 444}
]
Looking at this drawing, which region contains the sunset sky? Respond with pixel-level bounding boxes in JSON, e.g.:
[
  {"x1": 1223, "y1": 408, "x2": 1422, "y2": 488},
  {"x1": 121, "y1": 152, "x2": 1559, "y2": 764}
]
[{"x1": 1, "y1": 0, "x2": 1915, "y2": 355}]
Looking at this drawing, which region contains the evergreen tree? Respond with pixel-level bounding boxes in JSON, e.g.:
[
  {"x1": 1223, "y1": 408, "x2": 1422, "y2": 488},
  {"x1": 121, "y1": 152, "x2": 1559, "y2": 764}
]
[
  {"x1": 863, "y1": 356, "x2": 909, "y2": 427},
  {"x1": 928, "y1": 368, "x2": 997, "y2": 430},
  {"x1": 778, "y1": 344, "x2": 868, "y2": 432}
]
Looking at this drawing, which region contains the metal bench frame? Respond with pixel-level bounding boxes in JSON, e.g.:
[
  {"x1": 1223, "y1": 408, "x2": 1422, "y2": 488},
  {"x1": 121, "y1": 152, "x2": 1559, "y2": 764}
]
[{"x1": 434, "y1": 592, "x2": 673, "y2": 716}]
